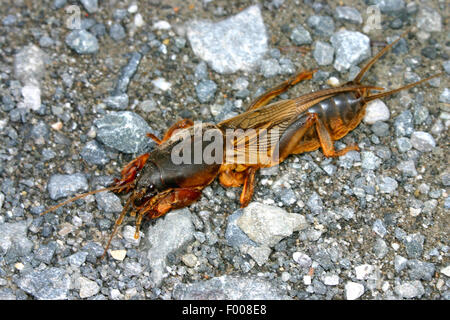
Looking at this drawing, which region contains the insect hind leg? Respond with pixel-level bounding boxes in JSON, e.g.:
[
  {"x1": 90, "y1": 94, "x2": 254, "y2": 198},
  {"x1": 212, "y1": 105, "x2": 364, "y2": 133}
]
[
  {"x1": 247, "y1": 70, "x2": 316, "y2": 111},
  {"x1": 147, "y1": 119, "x2": 194, "y2": 145}
]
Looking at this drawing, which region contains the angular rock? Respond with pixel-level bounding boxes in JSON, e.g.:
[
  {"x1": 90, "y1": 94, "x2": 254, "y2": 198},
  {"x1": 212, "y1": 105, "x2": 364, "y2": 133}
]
[
  {"x1": 173, "y1": 275, "x2": 290, "y2": 300},
  {"x1": 146, "y1": 209, "x2": 195, "y2": 285},
  {"x1": 330, "y1": 31, "x2": 370, "y2": 72},
  {"x1": 335, "y1": 6, "x2": 363, "y2": 24},
  {"x1": 306, "y1": 15, "x2": 335, "y2": 37},
  {"x1": 236, "y1": 202, "x2": 307, "y2": 247},
  {"x1": 94, "y1": 111, "x2": 154, "y2": 154},
  {"x1": 290, "y1": 25, "x2": 312, "y2": 45},
  {"x1": 47, "y1": 173, "x2": 88, "y2": 200},
  {"x1": 65, "y1": 30, "x2": 99, "y2": 54},
  {"x1": 313, "y1": 41, "x2": 334, "y2": 66},
  {"x1": 187, "y1": 5, "x2": 268, "y2": 74},
  {"x1": 17, "y1": 268, "x2": 71, "y2": 300},
  {"x1": 81, "y1": 140, "x2": 110, "y2": 166}
]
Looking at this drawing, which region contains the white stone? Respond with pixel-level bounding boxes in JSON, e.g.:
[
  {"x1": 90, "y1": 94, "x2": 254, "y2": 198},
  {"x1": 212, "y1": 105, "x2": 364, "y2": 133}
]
[
  {"x1": 21, "y1": 84, "x2": 41, "y2": 111},
  {"x1": 363, "y1": 99, "x2": 390, "y2": 124},
  {"x1": 187, "y1": 5, "x2": 268, "y2": 74},
  {"x1": 345, "y1": 282, "x2": 364, "y2": 300},
  {"x1": 128, "y1": 4, "x2": 138, "y2": 13},
  {"x1": 441, "y1": 265, "x2": 450, "y2": 277},
  {"x1": 355, "y1": 264, "x2": 374, "y2": 280},
  {"x1": 327, "y1": 76, "x2": 340, "y2": 87},
  {"x1": 134, "y1": 13, "x2": 145, "y2": 28},
  {"x1": 152, "y1": 78, "x2": 172, "y2": 91},
  {"x1": 110, "y1": 249, "x2": 127, "y2": 261},
  {"x1": 79, "y1": 277, "x2": 100, "y2": 298},
  {"x1": 323, "y1": 274, "x2": 339, "y2": 286},
  {"x1": 153, "y1": 20, "x2": 171, "y2": 30}
]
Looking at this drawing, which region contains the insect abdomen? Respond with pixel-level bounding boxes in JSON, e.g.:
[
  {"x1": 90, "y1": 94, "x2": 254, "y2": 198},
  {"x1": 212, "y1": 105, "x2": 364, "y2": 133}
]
[{"x1": 309, "y1": 92, "x2": 364, "y2": 138}]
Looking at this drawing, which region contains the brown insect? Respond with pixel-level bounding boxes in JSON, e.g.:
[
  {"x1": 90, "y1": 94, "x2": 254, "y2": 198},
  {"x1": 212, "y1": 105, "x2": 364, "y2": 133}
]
[{"x1": 42, "y1": 31, "x2": 442, "y2": 258}]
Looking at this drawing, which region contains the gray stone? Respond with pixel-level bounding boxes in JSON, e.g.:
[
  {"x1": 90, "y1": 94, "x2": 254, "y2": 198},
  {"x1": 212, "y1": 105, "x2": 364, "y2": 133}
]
[
  {"x1": 104, "y1": 94, "x2": 129, "y2": 110},
  {"x1": 79, "y1": 276, "x2": 100, "y2": 298},
  {"x1": 290, "y1": 25, "x2": 312, "y2": 45},
  {"x1": 194, "y1": 61, "x2": 208, "y2": 80},
  {"x1": 259, "y1": 59, "x2": 281, "y2": 78},
  {"x1": 236, "y1": 202, "x2": 306, "y2": 247},
  {"x1": 94, "y1": 111, "x2": 154, "y2": 154},
  {"x1": 173, "y1": 275, "x2": 290, "y2": 299},
  {"x1": 378, "y1": 176, "x2": 398, "y2": 194},
  {"x1": 0, "y1": 221, "x2": 33, "y2": 258},
  {"x1": 307, "y1": 192, "x2": 323, "y2": 215},
  {"x1": 373, "y1": 238, "x2": 388, "y2": 258},
  {"x1": 371, "y1": 122, "x2": 390, "y2": 137},
  {"x1": 370, "y1": 0, "x2": 405, "y2": 15},
  {"x1": 396, "y1": 137, "x2": 412, "y2": 152},
  {"x1": 114, "y1": 52, "x2": 142, "y2": 94},
  {"x1": 81, "y1": 140, "x2": 110, "y2": 166},
  {"x1": 313, "y1": 41, "x2": 334, "y2": 66},
  {"x1": 225, "y1": 209, "x2": 257, "y2": 248},
  {"x1": 65, "y1": 30, "x2": 99, "y2": 54},
  {"x1": 2, "y1": 15, "x2": 17, "y2": 26},
  {"x1": 80, "y1": 0, "x2": 98, "y2": 13},
  {"x1": 444, "y1": 61, "x2": 450, "y2": 75},
  {"x1": 403, "y1": 233, "x2": 425, "y2": 259},
  {"x1": 439, "y1": 88, "x2": 450, "y2": 104},
  {"x1": 68, "y1": 251, "x2": 88, "y2": 267},
  {"x1": 147, "y1": 209, "x2": 195, "y2": 285},
  {"x1": 95, "y1": 192, "x2": 123, "y2": 213},
  {"x1": 334, "y1": 6, "x2": 362, "y2": 24},
  {"x1": 196, "y1": 80, "x2": 217, "y2": 103},
  {"x1": 17, "y1": 268, "x2": 71, "y2": 300},
  {"x1": 293, "y1": 252, "x2": 312, "y2": 268},
  {"x1": 109, "y1": 23, "x2": 126, "y2": 41},
  {"x1": 416, "y1": 6, "x2": 442, "y2": 32},
  {"x1": 372, "y1": 219, "x2": 387, "y2": 237},
  {"x1": 330, "y1": 31, "x2": 370, "y2": 72},
  {"x1": 124, "y1": 261, "x2": 143, "y2": 277},
  {"x1": 306, "y1": 15, "x2": 335, "y2": 37},
  {"x1": 47, "y1": 173, "x2": 88, "y2": 200},
  {"x1": 14, "y1": 45, "x2": 47, "y2": 85},
  {"x1": 394, "y1": 255, "x2": 408, "y2": 272},
  {"x1": 187, "y1": 5, "x2": 268, "y2": 74},
  {"x1": 397, "y1": 160, "x2": 417, "y2": 177},
  {"x1": 394, "y1": 281, "x2": 424, "y2": 299},
  {"x1": 34, "y1": 242, "x2": 57, "y2": 264},
  {"x1": 361, "y1": 152, "x2": 381, "y2": 170},
  {"x1": 407, "y1": 260, "x2": 435, "y2": 281},
  {"x1": 410, "y1": 131, "x2": 436, "y2": 152}
]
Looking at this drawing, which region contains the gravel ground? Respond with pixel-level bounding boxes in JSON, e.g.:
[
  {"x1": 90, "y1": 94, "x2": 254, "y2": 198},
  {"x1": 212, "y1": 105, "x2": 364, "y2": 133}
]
[{"x1": 0, "y1": 0, "x2": 449, "y2": 300}]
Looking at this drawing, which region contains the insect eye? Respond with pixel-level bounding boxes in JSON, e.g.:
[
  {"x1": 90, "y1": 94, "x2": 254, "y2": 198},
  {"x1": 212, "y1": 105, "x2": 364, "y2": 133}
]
[{"x1": 148, "y1": 184, "x2": 155, "y2": 192}]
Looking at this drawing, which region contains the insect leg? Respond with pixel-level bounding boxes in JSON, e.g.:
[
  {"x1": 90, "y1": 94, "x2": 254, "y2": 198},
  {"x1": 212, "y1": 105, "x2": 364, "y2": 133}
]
[
  {"x1": 218, "y1": 166, "x2": 246, "y2": 187},
  {"x1": 147, "y1": 119, "x2": 194, "y2": 145},
  {"x1": 115, "y1": 153, "x2": 150, "y2": 192},
  {"x1": 314, "y1": 116, "x2": 359, "y2": 157},
  {"x1": 239, "y1": 167, "x2": 257, "y2": 207},
  {"x1": 247, "y1": 70, "x2": 316, "y2": 111}
]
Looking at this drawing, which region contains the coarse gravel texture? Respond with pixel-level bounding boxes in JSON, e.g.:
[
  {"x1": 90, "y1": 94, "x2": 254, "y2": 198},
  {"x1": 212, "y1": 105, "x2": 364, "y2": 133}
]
[{"x1": 0, "y1": 0, "x2": 448, "y2": 301}]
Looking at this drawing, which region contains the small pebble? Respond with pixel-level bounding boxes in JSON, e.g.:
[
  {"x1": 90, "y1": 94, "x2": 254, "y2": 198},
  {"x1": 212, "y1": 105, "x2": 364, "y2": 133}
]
[
  {"x1": 313, "y1": 41, "x2": 334, "y2": 66},
  {"x1": 110, "y1": 250, "x2": 127, "y2": 261},
  {"x1": 196, "y1": 80, "x2": 217, "y2": 103},
  {"x1": 345, "y1": 282, "x2": 364, "y2": 300},
  {"x1": 363, "y1": 99, "x2": 390, "y2": 124},
  {"x1": 410, "y1": 131, "x2": 436, "y2": 152},
  {"x1": 290, "y1": 25, "x2": 312, "y2": 45}
]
